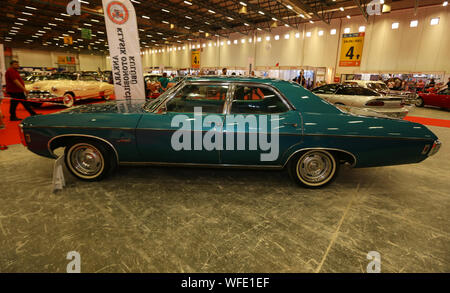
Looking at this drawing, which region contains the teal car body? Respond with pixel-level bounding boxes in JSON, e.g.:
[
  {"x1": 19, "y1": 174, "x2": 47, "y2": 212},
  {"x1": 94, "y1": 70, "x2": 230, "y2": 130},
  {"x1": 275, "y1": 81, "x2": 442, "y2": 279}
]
[{"x1": 20, "y1": 76, "x2": 441, "y2": 186}]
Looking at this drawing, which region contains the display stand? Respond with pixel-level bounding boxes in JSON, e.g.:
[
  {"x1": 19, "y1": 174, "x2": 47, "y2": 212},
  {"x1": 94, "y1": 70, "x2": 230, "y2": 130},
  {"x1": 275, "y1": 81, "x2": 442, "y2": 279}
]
[{"x1": 52, "y1": 155, "x2": 66, "y2": 192}]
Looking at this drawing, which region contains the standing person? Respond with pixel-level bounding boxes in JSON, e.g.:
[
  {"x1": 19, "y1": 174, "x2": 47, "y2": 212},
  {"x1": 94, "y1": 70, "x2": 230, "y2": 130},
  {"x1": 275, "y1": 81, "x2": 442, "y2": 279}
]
[
  {"x1": 158, "y1": 72, "x2": 170, "y2": 93},
  {"x1": 446, "y1": 77, "x2": 450, "y2": 88},
  {"x1": 222, "y1": 68, "x2": 227, "y2": 76},
  {"x1": 6, "y1": 60, "x2": 36, "y2": 121}
]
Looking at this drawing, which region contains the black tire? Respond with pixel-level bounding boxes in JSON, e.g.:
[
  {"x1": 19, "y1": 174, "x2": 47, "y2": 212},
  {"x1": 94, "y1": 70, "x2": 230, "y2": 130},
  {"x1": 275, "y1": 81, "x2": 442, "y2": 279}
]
[
  {"x1": 64, "y1": 139, "x2": 117, "y2": 181},
  {"x1": 415, "y1": 97, "x2": 424, "y2": 107},
  {"x1": 288, "y1": 150, "x2": 339, "y2": 188}
]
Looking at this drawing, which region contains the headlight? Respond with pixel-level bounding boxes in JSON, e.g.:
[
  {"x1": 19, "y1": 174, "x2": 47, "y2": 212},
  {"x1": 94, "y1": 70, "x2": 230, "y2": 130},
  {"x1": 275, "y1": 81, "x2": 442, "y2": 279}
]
[
  {"x1": 428, "y1": 140, "x2": 441, "y2": 157},
  {"x1": 51, "y1": 87, "x2": 58, "y2": 92}
]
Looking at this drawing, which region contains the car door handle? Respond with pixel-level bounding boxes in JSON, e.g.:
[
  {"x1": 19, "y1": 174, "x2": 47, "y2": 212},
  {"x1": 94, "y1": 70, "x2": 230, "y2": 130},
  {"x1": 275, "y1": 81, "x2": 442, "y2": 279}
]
[{"x1": 283, "y1": 123, "x2": 298, "y2": 127}]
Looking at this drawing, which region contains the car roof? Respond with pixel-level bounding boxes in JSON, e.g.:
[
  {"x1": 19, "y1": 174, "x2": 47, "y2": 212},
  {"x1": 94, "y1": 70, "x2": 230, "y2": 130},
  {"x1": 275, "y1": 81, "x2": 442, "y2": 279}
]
[{"x1": 184, "y1": 75, "x2": 287, "y2": 85}]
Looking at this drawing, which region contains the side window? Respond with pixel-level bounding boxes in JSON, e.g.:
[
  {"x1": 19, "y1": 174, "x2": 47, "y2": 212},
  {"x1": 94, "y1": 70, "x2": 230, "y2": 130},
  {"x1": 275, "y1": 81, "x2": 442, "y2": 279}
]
[
  {"x1": 312, "y1": 84, "x2": 338, "y2": 94},
  {"x1": 439, "y1": 89, "x2": 449, "y2": 95},
  {"x1": 230, "y1": 85, "x2": 289, "y2": 114},
  {"x1": 165, "y1": 84, "x2": 227, "y2": 113},
  {"x1": 337, "y1": 87, "x2": 377, "y2": 96}
]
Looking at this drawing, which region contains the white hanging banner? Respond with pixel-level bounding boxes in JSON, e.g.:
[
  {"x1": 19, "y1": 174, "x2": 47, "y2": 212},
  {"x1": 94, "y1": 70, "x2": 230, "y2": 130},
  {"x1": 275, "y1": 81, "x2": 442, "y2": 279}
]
[{"x1": 102, "y1": 0, "x2": 145, "y2": 102}]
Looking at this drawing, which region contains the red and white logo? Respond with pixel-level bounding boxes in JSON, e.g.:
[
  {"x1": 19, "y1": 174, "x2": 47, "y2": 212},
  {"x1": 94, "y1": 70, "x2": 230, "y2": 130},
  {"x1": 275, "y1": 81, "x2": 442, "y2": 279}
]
[{"x1": 107, "y1": 1, "x2": 129, "y2": 25}]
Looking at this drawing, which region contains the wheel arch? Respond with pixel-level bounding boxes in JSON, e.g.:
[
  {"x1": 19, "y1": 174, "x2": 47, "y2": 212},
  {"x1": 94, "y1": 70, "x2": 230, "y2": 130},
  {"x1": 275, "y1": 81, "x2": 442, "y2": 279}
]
[
  {"x1": 48, "y1": 134, "x2": 119, "y2": 164},
  {"x1": 283, "y1": 147, "x2": 357, "y2": 168}
]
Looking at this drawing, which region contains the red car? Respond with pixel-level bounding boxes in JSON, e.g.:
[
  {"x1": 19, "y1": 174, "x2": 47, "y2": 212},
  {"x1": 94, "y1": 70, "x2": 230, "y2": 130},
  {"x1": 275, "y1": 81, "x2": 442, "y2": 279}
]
[{"x1": 416, "y1": 88, "x2": 450, "y2": 109}]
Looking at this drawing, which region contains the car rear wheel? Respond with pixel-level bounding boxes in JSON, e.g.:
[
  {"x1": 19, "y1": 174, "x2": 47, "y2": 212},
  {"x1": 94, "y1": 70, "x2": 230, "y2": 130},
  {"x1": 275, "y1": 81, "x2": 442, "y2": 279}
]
[
  {"x1": 63, "y1": 92, "x2": 75, "y2": 107},
  {"x1": 288, "y1": 150, "x2": 339, "y2": 188},
  {"x1": 64, "y1": 139, "x2": 117, "y2": 181},
  {"x1": 415, "y1": 97, "x2": 424, "y2": 107}
]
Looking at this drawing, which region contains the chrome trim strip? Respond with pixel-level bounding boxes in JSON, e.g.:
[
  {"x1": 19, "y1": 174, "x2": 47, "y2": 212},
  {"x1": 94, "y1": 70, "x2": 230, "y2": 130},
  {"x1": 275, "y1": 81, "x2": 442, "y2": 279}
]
[
  {"x1": 120, "y1": 161, "x2": 283, "y2": 170},
  {"x1": 303, "y1": 133, "x2": 433, "y2": 141},
  {"x1": 47, "y1": 134, "x2": 120, "y2": 164},
  {"x1": 26, "y1": 125, "x2": 135, "y2": 130},
  {"x1": 282, "y1": 147, "x2": 358, "y2": 168}
]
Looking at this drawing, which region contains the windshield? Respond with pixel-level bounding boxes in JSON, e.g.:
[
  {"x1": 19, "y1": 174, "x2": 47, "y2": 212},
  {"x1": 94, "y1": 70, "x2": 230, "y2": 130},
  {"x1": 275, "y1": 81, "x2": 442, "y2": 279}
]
[
  {"x1": 143, "y1": 81, "x2": 183, "y2": 112},
  {"x1": 367, "y1": 82, "x2": 389, "y2": 92}
]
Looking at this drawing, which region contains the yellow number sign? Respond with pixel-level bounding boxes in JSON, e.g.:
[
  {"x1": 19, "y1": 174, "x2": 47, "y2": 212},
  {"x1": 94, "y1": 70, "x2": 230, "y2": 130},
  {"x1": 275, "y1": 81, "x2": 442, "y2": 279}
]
[
  {"x1": 339, "y1": 32, "x2": 365, "y2": 67},
  {"x1": 64, "y1": 36, "x2": 73, "y2": 45},
  {"x1": 191, "y1": 49, "x2": 200, "y2": 69}
]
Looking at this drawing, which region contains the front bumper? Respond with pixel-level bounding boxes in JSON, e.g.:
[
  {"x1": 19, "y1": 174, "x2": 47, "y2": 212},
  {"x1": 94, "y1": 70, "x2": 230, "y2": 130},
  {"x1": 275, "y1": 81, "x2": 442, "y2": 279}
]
[{"x1": 27, "y1": 91, "x2": 62, "y2": 103}]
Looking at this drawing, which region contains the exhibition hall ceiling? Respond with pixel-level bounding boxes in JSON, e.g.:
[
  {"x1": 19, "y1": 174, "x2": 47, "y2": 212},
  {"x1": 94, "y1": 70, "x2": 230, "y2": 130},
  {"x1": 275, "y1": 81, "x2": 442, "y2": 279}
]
[{"x1": 0, "y1": 0, "x2": 446, "y2": 53}]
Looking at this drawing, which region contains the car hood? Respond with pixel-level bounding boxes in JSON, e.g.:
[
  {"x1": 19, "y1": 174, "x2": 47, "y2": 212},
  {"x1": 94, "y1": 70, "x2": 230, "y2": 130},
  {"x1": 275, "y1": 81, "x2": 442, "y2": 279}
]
[{"x1": 301, "y1": 112, "x2": 438, "y2": 141}]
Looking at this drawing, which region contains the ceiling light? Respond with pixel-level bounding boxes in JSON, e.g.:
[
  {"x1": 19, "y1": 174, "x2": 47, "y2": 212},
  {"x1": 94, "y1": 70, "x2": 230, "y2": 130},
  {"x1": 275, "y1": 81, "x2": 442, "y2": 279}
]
[
  {"x1": 22, "y1": 12, "x2": 33, "y2": 16},
  {"x1": 309, "y1": 20, "x2": 314, "y2": 24},
  {"x1": 258, "y1": 11, "x2": 265, "y2": 15},
  {"x1": 284, "y1": 34, "x2": 290, "y2": 39},
  {"x1": 344, "y1": 27, "x2": 350, "y2": 33},
  {"x1": 48, "y1": 23, "x2": 57, "y2": 26},
  {"x1": 274, "y1": 35, "x2": 280, "y2": 40},
  {"x1": 208, "y1": 42, "x2": 212, "y2": 46},
  {"x1": 380, "y1": 0, "x2": 385, "y2": 3},
  {"x1": 184, "y1": 1, "x2": 192, "y2": 5},
  {"x1": 248, "y1": 38, "x2": 252, "y2": 43},
  {"x1": 257, "y1": 37, "x2": 262, "y2": 42},
  {"x1": 306, "y1": 32, "x2": 311, "y2": 37},
  {"x1": 318, "y1": 30, "x2": 324, "y2": 36},
  {"x1": 14, "y1": 22, "x2": 24, "y2": 26},
  {"x1": 185, "y1": 26, "x2": 191, "y2": 29},
  {"x1": 392, "y1": 22, "x2": 399, "y2": 29},
  {"x1": 241, "y1": 39, "x2": 245, "y2": 43},
  {"x1": 340, "y1": 7, "x2": 344, "y2": 11},
  {"x1": 227, "y1": 40, "x2": 231, "y2": 45},
  {"x1": 359, "y1": 26, "x2": 365, "y2": 32},
  {"x1": 299, "y1": 14, "x2": 305, "y2": 18},
  {"x1": 162, "y1": 21, "x2": 169, "y2": 24},
  {"x1": 443, "y1": 1, "x2": 448, "y2": 6},
  {"x1": 234, "y1": 40, "x2": 238, "y2": 44},
  {"x1": 286, "y1": 5, "x2": 293, "y2": 9},
  {"x1": 347, "y1": 15, "x2": 351, "y2": 19},
  {"x1": 185, "y1": 16, "x2": 192, "y2": 19},
  {"x1": 18, "y1": 18, "x2": 28, "y2": 21},
  {"x1": 244, "y1": 23, "x2": 250, "y2": 26},
  {"x1": 295, "y1": 32, "x2": 300, "y2": 38},
  {"x1": 430, "y1": 17, "x2": 440, "y2": 25},
  {"x1": 91, "y1": 19, "x2": 100, "y2": 22},
  {"x1": 227, "y1": 17, "x2": 234, "y2": 21},
  {"x1": 208, "y1": 10, "x2": 216, "y2": 14},
  {"x1": 84, "y1": 23, "x2": 92, "y2": 26},
  {"x1": 54, "y1": 18, "x2": 64, "y2": 21},
  {"x1": 161, "y1": 9, "x2": 170, "y2": 13},
  {"x1": 142, "y1": 15, "x2": 150, "y2": 19},
  {"x1": 25, "y1": 6, "x2": 37, "y2": 10},
  {"x1": 239, "y1": 2, "x2": 247, "y2": 6},
  {"x1": 266, "y1": 36, "x2": 270, "y2": 41},
  {"x1": 410, "y1": 20, "x2": 418, "y2": 27}
]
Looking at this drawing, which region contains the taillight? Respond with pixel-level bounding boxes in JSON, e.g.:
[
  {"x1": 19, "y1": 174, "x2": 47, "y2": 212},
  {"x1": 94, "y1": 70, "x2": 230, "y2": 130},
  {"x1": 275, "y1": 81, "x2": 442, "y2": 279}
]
[
  {"x1": 366, "y1": 100, "x2": 385, "y2": 106},
  {"x1": 18, "y1": 123, "x2": 27, "y2": 146}
]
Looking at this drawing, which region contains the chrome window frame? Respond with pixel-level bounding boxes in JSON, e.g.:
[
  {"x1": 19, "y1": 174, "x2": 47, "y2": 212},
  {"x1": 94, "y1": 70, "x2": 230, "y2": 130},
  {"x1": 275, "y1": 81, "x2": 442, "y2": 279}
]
[{"x1": 225, "y1": 82, "x2": 294, "y2": 115}]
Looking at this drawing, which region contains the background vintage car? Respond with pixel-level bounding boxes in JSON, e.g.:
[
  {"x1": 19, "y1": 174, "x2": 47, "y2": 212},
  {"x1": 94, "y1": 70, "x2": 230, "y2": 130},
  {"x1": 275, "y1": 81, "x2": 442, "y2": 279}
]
[
  {"x1": 416, "y1": 87, "x2": 450, "y2": 109},
  {"x1": 344, "y1": 80, "x2": 417, "y2": 105},
  {"x1": 25, "y1": 73, "x2": 114, "y2": 107},
  {"x1": 312, "y1": 83, "x2": 409, "y2": 119},
  {"x1": 19, "y1": 77, "x2": 441, "y2": 188}
]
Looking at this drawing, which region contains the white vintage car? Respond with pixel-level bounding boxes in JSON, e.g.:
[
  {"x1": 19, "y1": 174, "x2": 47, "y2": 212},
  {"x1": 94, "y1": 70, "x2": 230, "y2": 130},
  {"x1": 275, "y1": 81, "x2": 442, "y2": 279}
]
[
  {"x1": 344, "y1": 80, "x2": 417, "y2": 105},
  {"x1": 311, "y1": 84, "x2": 409, "y2": 119},
  {"x1": 25, "y1": 73, "x2": 114, "y2": 107}
]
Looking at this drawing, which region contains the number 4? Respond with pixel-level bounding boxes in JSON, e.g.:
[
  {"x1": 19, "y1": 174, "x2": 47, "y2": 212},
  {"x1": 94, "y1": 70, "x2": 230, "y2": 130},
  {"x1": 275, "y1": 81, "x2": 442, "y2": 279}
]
[{"x1": 346, "y1": 46, "x2": 355, "y2": 59}]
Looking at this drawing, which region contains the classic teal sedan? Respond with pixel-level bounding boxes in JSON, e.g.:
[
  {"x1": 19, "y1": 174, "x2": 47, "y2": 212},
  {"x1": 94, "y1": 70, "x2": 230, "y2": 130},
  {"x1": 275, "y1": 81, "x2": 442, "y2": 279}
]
[{"x1": 19, "y1": 77, "x2": 441, "y2": 188}]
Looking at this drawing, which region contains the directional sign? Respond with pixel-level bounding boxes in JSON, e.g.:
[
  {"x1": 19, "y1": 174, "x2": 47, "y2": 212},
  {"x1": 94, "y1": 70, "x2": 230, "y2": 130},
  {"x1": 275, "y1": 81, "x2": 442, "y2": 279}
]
[
  {"x1": 339, "y1": 32, "x2": 365, "y2": 67},
  {"x1": 191, "y1": 49, "x2": 200, "y2": 69}
]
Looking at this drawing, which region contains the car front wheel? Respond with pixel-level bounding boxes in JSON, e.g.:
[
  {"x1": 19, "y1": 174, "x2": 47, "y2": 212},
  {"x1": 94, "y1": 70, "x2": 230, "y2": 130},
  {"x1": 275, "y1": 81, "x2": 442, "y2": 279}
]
[
  {"x1": 64, "y1": 139, "x2": 116, "y2": 181},
  {"x1": 289, "y1": 150, "x2": 339, "y2": 188},
  {"x1": 63, "y1": 93, "x2": 75, "y2": 107},
  {"x1": 415, "y1": 97, "x2": 424, "y2": 107}
]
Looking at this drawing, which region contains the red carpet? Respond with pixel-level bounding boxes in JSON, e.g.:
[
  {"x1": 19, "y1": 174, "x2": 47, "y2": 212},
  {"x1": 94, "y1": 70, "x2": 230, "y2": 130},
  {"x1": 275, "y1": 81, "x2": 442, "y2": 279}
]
[
  {"x1": 404, "y1": 116, "x2": 450, "y2": 128},
  {"x1": 0, "y1": 97, "x2": 111, "y2": 147}
]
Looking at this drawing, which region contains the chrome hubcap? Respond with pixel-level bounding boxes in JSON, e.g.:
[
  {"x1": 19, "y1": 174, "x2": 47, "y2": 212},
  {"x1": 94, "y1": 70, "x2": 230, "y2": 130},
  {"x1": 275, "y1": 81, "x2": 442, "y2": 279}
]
[
  {"x1": 63, "y1": 95, "x2": 73, "y2": 106},
  {"x1": 298, "y1": 152, "x2": 333, "y2": 183},
  {"x1": 70, "y1": 145, "x2": 103, "y2": 176}
]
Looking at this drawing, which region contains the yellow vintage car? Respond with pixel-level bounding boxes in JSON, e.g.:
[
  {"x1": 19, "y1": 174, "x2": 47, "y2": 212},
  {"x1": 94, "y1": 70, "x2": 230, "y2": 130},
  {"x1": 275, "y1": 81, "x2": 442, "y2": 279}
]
[{"x1": 25, "y1": 73, "x2": 114, "y2": 107}]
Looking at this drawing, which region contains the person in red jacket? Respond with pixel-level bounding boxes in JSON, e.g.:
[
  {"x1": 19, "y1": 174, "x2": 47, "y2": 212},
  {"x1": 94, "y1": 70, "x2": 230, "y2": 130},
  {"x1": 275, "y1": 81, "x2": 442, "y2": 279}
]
[{"x1": 5, "y1": 60, "x2": 36, "y2": 121}]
